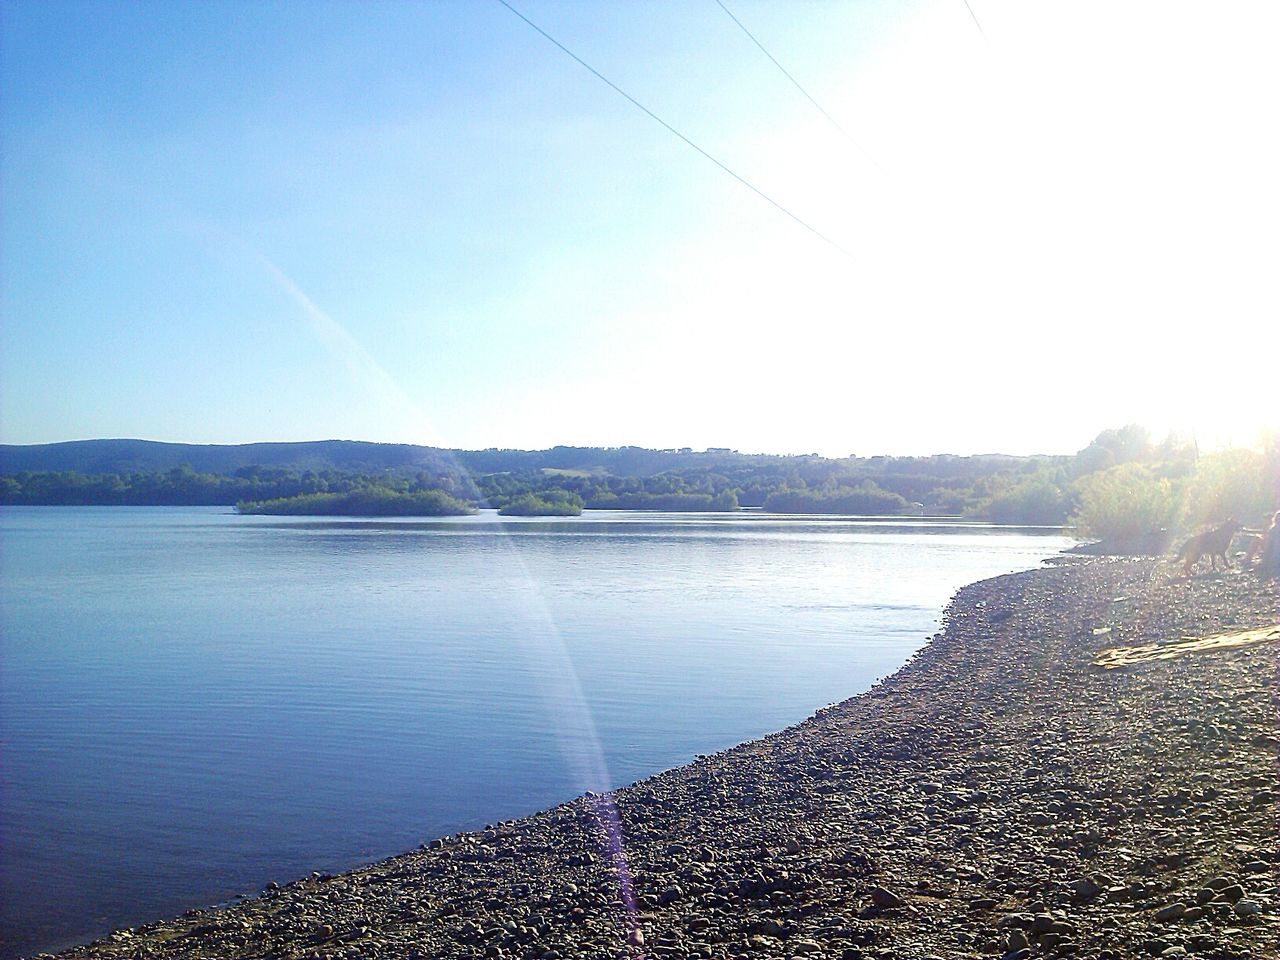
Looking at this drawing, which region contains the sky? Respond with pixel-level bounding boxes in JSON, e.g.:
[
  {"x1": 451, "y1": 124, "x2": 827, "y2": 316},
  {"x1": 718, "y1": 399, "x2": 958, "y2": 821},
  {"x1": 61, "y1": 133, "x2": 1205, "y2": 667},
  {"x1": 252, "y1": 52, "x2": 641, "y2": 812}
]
[{"x1": 2, "y1": 0, "x2": 1276, "y2": 457}]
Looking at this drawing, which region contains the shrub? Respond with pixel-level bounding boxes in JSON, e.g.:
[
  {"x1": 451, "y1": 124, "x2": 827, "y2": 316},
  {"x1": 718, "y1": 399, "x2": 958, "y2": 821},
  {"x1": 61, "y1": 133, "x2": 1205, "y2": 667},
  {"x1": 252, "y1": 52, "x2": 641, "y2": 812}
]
[
  {"x1": 762, "y1": 484, "x2": 908, "y2": 515},
  {"x1": 1181, "y1": 448, "x2": 1277, "y2": 529},
  {"x1": 985, "y1": 477, "x2": 1071, "y2": 525},
  {"x1": 498, "y1": 493, "x2": 583, "y2": 516},
  {"x1": 1070, "y1": 464, "x2": 1180, "y2": 541}
]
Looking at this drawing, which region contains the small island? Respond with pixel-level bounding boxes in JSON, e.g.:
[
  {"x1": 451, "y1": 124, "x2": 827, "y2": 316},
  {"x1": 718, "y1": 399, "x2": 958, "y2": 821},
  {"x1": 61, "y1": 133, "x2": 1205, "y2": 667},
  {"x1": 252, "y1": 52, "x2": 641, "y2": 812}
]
[
  {"x1": 236, "y1": 490, "x2": 475, "y2": 517},
  {"x1": 497, "y1": 491, "x2": 584, "y2": 516}
]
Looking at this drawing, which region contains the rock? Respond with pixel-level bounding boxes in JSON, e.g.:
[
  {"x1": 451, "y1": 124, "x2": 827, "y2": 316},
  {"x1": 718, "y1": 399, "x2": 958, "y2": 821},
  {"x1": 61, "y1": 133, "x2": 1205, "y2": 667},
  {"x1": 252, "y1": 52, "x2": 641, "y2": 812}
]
[
  {"x1": 1155, "y1": 903, "x2": 1187, "y2": 922},
  {"x1": 869, "y1": 887, "x2": 903, "y2": 909},
  {"x1": 1073, "y1": 876, "x2": 1104, "y2": 900},
  {"x1": 1233, "y1": 899, "x2": 1261, "y2": 918},
  {"x1": 1215, "y1": 884, "x2": 1245, "y2": 904},
  {"x1": 998, "y1": 914, "x2": 1033, "y2": 930},
  {"x1": 1029, "y1": 914, "x2": 1055, "y2": 935}
]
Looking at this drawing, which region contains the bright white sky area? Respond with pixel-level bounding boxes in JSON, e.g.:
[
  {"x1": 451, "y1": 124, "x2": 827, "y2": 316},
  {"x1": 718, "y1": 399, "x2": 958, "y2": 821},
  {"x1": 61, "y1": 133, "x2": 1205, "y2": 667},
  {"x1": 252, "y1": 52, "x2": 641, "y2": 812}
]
[{"x1": 2, "y1": 0, "x2": 1276, "y2": 456}]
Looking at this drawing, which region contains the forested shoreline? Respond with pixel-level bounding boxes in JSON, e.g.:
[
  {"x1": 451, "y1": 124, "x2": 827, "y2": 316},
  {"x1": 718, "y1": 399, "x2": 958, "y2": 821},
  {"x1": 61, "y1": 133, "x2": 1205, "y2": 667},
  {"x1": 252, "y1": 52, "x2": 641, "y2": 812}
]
[{"x1": 2, "y1": 428, "x2": 1276, "y2": 537}]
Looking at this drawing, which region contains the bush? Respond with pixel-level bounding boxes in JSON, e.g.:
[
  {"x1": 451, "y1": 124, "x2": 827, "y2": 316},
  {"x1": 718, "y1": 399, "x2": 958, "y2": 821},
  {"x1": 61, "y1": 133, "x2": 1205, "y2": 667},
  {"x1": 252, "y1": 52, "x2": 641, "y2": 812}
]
[
  {"x1": 583, "y1": 491, "x2": 739, "y2": 511},
  {"x1": 1181, "y1": 448, "x2": 1277, "y2": 529},
  {"x1": 498, "y1": 492, "x2": 583, "y2": 516},
  {"x1": 984, "y1": 477, "x2": 1071, "y2": 525},
  {"x1": 1070, "y1": 464, "x2": 1180, "y2": 541},
  {"x1": 762, "y1": 484, "x2": 908, "y2": 515},
  {"x1": 710, "y1": 489, "x2": 740, "y2": 511}
]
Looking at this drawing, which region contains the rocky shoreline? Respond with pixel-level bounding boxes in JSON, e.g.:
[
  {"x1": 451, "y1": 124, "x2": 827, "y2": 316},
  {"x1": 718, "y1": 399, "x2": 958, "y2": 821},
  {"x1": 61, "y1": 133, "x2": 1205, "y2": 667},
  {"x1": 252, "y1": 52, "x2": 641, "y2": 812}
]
[{"x1": 45, "y1": 559, "x2": 1278, "y2": 960}]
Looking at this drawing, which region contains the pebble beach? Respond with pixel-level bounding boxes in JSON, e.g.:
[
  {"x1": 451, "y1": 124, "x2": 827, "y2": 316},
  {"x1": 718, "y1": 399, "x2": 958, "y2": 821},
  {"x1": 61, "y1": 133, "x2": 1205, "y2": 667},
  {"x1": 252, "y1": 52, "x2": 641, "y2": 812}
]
[{"x1": 44, "y1": 558, "x2": 1278, "y2": 960}]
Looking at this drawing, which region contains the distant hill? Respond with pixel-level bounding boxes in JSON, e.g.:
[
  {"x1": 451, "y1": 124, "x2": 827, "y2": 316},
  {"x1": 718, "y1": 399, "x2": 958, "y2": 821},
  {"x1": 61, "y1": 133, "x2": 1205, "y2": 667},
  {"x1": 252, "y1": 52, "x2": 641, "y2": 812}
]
[
  {"x1": 0, "y1": 439, "x2": 807, "y2": 478},
  {"x1": 0, "y1": 439, "x2": 458, "y2": 476}
]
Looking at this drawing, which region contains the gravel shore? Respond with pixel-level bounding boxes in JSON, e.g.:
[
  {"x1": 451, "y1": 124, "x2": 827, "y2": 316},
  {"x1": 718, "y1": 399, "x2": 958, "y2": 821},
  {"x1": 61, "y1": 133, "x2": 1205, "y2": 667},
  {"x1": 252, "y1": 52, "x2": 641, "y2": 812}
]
[{"x1": 46, "y1": 559, "x2": 1278, "y2": 960}]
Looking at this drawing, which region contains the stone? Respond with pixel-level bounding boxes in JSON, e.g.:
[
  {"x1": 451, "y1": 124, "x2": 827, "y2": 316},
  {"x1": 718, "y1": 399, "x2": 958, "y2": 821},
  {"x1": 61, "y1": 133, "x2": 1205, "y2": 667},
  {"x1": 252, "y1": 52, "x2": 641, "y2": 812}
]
[
  {"x1": 1029, "y1": 914, "x2": 1055, "y2": 935},
  {"x1": 869, "y1": 887, "x2": 903, "y2": 909},
  {"x1": 1073, "y1": 876, "x2": 1104, "y2": 900},
  {"x1": 1155, "y1": 903, "x2": 1187, "y2": 922},
  {"x1": 1215, "y1": 884, "x2": 1245, "y2": 904},
  {"x1": 1233, "y1": 899, "x2": 1261, "y2": 918}
]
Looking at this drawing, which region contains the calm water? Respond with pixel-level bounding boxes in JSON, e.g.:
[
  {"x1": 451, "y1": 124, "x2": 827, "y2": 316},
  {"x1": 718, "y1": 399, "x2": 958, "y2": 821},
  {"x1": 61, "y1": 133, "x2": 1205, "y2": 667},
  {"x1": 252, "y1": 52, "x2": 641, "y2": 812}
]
[{"x1": 0, "y1": 507, "x2": 1072, "y2": 957}]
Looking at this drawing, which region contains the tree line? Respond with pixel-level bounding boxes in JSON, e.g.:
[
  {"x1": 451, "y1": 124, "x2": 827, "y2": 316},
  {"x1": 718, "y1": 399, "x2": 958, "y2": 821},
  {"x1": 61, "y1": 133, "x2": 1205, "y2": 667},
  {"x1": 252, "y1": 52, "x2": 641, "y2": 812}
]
[
  {"x1": 3, "y1": 428, "x2": 1276, "y2": 537},
  {"x1": 0, "y1": 465, "x2": 478, "y2": 507}
]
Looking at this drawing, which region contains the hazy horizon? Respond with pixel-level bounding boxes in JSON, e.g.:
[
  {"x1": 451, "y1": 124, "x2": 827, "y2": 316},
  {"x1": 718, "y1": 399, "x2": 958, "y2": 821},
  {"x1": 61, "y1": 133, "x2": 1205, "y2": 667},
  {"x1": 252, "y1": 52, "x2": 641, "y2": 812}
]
[{"x1": 2, "y1": 425, "x2": 1270, "y2": 462}]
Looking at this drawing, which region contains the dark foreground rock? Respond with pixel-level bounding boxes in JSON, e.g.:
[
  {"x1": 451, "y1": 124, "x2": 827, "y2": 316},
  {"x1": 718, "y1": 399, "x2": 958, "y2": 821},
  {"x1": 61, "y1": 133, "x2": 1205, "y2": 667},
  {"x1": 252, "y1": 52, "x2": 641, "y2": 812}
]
[{"x1": 45, "y1": 560, "x2": 1278, "y2": 960}]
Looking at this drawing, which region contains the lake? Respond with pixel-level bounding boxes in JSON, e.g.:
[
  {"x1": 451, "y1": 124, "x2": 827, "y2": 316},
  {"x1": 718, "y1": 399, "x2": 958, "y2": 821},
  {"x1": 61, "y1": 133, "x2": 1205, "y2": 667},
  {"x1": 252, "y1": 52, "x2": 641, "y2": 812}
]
[{"x1": 0, "y1": 507, "x2": 1072, "y2": 957}]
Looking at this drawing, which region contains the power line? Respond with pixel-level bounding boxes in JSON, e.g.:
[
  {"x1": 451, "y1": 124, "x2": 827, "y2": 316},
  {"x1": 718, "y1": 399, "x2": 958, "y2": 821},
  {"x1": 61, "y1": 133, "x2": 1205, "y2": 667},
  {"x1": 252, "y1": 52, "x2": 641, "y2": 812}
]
[
  {"x1": 494, "y1": 0, "x2": 848, "y2": 256},
  {"x1": 961, "y1": 0, "x2": 989, "y2": 43},
  {"x1": 713, "y1": 0, "x2": 881, "y2": 171},
  {"x1": 713, "y1": 0, "x2": 845, "y2": 134}
]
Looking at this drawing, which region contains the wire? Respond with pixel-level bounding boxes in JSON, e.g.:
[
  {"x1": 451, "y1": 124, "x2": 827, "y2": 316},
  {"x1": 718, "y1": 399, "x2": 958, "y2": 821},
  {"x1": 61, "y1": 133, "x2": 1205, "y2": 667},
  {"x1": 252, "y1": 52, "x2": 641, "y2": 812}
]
[
  {"x1": 494, "y1": 0, "x2": 848, "y2": 256},
  {"x1": 714, "y1": 0, "x2": 844, "y2": 133},
  {"x1": 961, "y1": 0, "x2": 989, "y2": 44},
  {"x1": 713, "y1": 0, "x2": 880, "y2": 171}
]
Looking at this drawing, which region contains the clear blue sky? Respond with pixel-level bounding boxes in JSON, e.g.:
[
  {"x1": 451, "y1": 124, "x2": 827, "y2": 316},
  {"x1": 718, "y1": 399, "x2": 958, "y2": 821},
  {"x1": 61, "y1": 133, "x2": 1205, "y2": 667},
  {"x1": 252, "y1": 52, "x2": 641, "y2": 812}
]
[{"x1": 3, "y1": 1, "x2": 1276, "y2": 455}]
